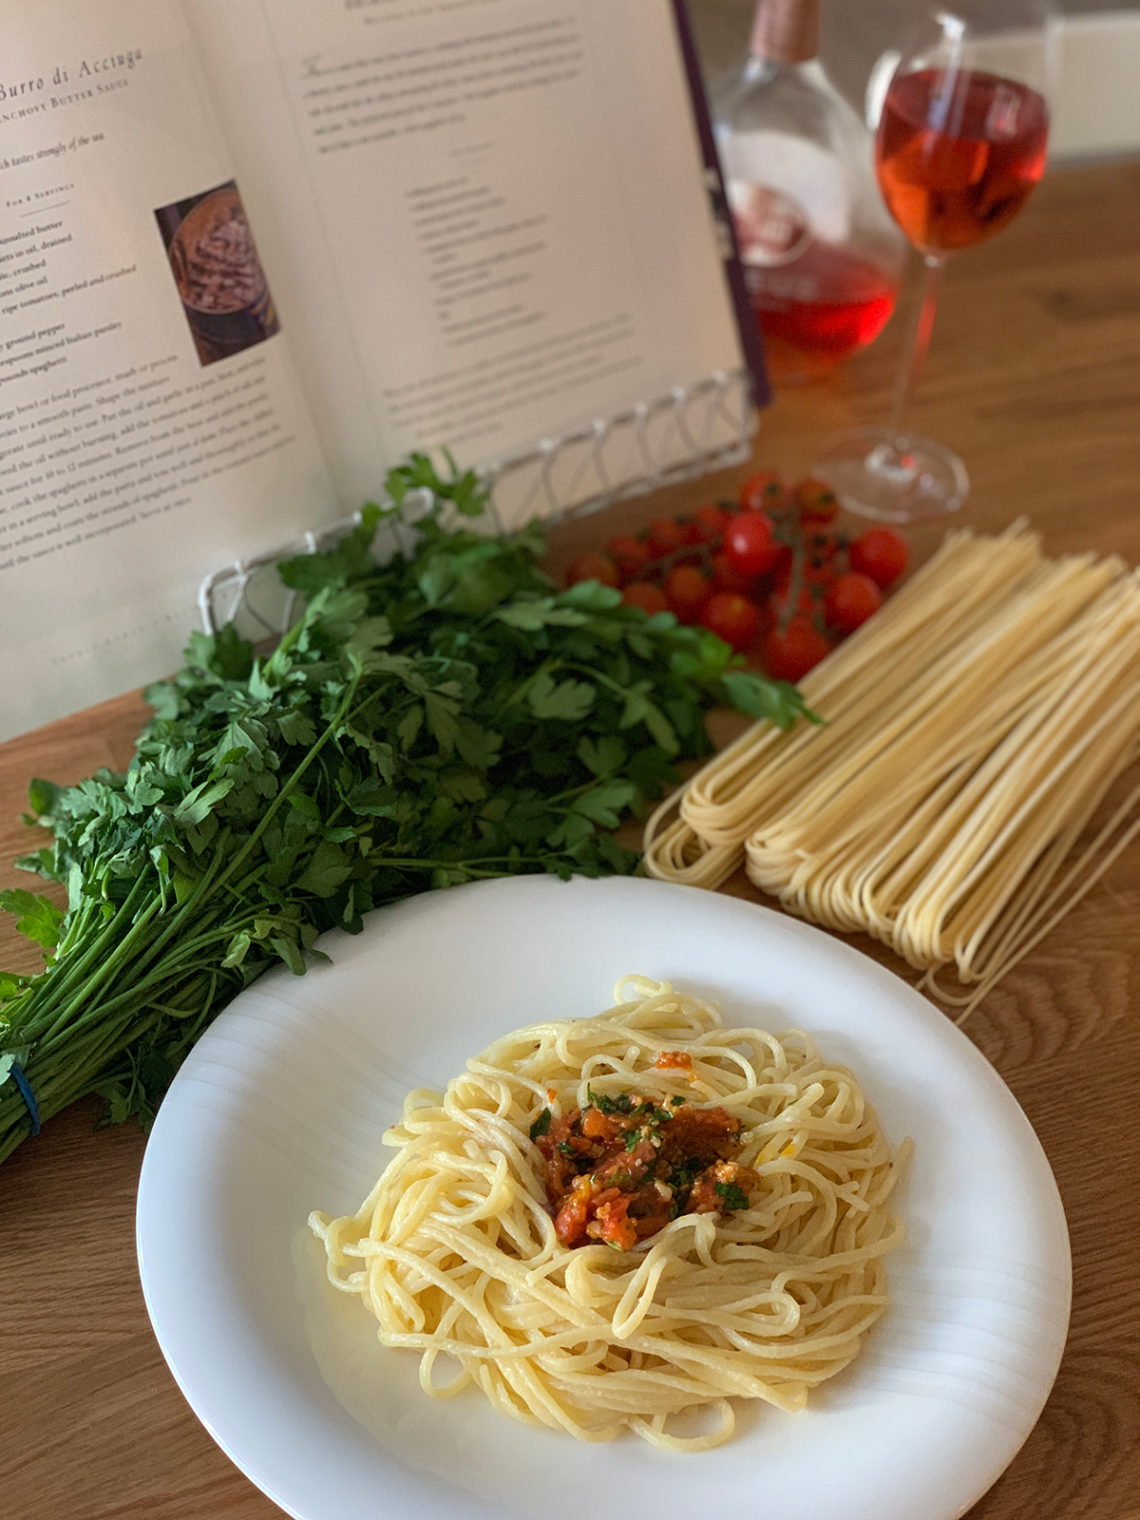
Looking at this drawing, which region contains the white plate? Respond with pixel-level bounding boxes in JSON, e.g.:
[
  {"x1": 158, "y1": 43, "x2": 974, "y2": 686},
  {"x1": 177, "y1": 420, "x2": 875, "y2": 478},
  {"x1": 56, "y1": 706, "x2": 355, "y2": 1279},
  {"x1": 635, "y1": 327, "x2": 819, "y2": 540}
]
[{"x1": 137, "y1": 875, "x2": 1071, "y2": 1520}]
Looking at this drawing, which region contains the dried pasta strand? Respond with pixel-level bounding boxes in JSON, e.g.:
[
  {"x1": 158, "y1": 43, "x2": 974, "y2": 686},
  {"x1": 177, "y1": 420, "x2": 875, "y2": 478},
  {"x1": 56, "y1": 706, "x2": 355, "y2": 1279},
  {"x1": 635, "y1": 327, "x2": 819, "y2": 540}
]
[{"x1": 641, "y1": 795, "x2": 742, "y2": 888}]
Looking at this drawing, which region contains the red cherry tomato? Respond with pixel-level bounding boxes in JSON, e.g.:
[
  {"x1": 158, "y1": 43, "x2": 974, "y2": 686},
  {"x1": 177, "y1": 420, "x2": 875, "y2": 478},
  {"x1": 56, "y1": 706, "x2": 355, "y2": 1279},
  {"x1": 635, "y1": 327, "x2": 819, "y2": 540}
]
[
  {"x1": 700, "y1": 591, "x2": 762, "y2": 652},
  {"x1": 621, "y1": 581, "x2": 670, "y2": 615},
  {"x1": 725, "y1": 510, "x2": 782, "y2": 576},
  {"x1": 794, "y1": 477, "x2": 840, "y2": 524},
  {"x1": 763, "y1": 616, "x2": 831, "y2": 681},
  {"x1": 565, "y1": 552, "x2": 620, "y2": 588},
  {"x1": 709, "y1": 550, "x2": 756, "y2": 597},
  {"x1": 849, "y1": 527, "x2": 909, "y2": 590},
  {"x1": 739, "y1": 470, "x2": 789, "y2": 515},
  {"x1": 605, "y1": 534, "x2": 653, "y2": 584},
  {"x1": 691, "y1": 504, "x2": 732, "y2": 543},
  {"x1": 805, "y1": 528, "x2": 841, "y2": 568},
  {"x1": 663, "y1": 565, "x2": 711, "y2": 624},
  {"x1": 770, "y1": 543, "x2": 794, "y2": 582},
  {"x1": 825, "y1": 571, "x2": 883, "y2": 633},
  {"x1": 645, "y1": 517, "x2": 687, "y2": 559}
]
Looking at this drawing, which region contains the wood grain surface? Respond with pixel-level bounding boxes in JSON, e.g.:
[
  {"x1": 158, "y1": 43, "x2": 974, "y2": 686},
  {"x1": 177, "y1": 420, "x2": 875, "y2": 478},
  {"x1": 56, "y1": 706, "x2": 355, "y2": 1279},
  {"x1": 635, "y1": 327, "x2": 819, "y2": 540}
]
[{"x1": 1, "y1": 161, "x2": 1139, "y2": 1519}]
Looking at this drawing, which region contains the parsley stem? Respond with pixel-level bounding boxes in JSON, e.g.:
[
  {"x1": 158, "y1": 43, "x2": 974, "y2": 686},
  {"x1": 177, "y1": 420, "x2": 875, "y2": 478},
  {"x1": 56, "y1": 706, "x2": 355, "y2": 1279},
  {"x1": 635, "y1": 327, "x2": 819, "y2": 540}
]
[{"x1": 27, "y1": 871, "x2": 155, "y2": 1022}]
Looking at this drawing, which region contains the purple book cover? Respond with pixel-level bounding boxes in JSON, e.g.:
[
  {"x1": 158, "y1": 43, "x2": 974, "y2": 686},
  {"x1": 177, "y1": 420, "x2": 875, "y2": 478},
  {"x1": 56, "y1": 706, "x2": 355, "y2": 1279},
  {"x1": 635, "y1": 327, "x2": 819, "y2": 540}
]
[{"x1": 670, "y1": 0, "x2": 771, "y2": 409}]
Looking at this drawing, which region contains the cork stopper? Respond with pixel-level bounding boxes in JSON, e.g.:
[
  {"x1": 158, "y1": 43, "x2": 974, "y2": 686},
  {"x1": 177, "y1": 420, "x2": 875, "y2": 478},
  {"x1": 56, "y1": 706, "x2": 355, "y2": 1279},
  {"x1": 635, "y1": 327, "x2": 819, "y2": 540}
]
[{"x1": 750, "y1": 0, "x2": 819, "y2": 64}]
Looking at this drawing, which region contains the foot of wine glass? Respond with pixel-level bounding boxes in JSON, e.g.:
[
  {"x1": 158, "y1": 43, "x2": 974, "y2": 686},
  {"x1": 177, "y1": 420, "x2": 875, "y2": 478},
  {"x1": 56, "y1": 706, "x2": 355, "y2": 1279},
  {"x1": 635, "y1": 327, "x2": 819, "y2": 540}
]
[{"x1": 815, "y1": 254, "x2": 968, "y2": 523}]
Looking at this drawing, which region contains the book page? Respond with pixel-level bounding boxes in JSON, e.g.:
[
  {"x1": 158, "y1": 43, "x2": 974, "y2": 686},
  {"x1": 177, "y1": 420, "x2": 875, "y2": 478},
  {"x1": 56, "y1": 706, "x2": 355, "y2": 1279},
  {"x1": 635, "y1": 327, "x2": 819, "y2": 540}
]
[
  {"x1": 0, "y1": 0, "x2": 336, "y2": 741},
  {"x1": 186, "y1": 0, "x2": 750, "y2": 510}
]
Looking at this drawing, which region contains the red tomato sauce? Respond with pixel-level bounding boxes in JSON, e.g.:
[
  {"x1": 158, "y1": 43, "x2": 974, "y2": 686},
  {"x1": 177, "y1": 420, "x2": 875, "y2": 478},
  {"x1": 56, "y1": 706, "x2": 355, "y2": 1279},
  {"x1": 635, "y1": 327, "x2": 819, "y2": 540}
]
[
  {"x1": 533, "y1": 1090, "x2": 759, "y2": 1251},
  {"x1": 654, "y1": 1050, "x2": 693, "y2": 1070}
]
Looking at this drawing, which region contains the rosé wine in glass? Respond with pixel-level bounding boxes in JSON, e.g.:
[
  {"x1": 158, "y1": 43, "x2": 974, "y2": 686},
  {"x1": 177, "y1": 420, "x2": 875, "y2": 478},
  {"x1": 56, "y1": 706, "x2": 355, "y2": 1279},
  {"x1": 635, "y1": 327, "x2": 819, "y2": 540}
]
[
  {"x1": 876, "y1": 68, "x2": 1049, "y2": 255},
  {"x1": 813, "y1": 1, "x2": 1056, "y2": 524}
]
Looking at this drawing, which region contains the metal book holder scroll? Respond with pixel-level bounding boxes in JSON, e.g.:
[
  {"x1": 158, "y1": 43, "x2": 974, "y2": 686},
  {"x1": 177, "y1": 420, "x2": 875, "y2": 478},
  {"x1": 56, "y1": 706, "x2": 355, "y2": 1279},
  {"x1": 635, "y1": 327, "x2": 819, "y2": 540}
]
[{"x1": 198, "y1": 369, "x2": 757, "y2": 640}]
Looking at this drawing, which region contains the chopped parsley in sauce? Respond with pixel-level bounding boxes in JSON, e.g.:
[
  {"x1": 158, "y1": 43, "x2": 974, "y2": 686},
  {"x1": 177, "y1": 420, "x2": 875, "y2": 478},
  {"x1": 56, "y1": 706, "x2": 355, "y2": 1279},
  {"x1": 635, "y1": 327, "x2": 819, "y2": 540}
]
[{"x1": 533, "y1": 1090, "x2": 759, "y2": 1251}]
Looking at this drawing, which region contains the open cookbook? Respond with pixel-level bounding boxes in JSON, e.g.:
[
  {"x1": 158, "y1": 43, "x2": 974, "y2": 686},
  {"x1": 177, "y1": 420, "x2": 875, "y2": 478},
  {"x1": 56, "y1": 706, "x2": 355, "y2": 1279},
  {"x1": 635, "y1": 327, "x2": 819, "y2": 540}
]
[{"x1": 0, "y1": 0, "x2": 766, "y2": 741}]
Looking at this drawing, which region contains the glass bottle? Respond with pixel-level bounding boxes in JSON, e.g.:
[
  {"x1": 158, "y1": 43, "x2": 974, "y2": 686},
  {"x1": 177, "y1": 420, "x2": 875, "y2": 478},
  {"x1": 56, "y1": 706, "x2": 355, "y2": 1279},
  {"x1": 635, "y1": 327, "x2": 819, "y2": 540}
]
[{"x1": 712, "y1": 0, "x2": 906, "y2": 385}]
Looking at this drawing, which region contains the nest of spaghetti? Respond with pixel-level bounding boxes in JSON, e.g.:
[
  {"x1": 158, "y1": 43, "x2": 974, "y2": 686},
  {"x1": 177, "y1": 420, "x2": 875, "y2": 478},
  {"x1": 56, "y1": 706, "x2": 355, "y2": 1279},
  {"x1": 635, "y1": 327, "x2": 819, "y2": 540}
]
[
  {"x1": 643, "y1": 524, "x2": 1140, "y2": 1022},
  {"x1": 309, "y1": 977, "x2": 906, "y2": 1450}
]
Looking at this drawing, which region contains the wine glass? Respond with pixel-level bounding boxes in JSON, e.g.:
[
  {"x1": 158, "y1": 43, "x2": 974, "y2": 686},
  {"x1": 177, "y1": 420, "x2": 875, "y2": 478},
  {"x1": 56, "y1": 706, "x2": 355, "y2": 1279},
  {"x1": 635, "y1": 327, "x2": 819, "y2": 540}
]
[{"x1": 814, "y1": 1, "x2": 1057, "y2": 522}]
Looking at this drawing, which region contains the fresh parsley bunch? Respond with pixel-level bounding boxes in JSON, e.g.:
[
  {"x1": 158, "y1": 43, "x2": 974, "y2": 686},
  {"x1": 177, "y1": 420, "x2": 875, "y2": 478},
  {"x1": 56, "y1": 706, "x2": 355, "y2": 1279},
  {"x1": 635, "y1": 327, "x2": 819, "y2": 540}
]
[{"x1": 0, "y1": 456, "x2": 811, "y2": 1162}]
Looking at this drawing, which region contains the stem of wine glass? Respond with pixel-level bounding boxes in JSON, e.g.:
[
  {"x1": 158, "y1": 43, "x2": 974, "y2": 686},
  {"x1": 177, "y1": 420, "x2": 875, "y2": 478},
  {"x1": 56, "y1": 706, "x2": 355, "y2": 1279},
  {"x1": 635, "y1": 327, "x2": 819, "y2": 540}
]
[{"x1": 889, "y1": 254, "x2": 947, "y2": 437}]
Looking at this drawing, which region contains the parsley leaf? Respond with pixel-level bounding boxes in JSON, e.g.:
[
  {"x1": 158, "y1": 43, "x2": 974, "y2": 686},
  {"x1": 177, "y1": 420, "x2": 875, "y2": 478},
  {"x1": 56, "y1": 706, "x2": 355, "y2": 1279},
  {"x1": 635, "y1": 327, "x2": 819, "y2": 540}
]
[
  {"x1": 587, "y1": 1088, "x2": 633, "y2": 1117},
  {"x1": 715, "y1": 1179, "x2": 752, "y2": 1213},
  {"x1": 0, "y1": 890, "x2": 63, "y2": 954}
]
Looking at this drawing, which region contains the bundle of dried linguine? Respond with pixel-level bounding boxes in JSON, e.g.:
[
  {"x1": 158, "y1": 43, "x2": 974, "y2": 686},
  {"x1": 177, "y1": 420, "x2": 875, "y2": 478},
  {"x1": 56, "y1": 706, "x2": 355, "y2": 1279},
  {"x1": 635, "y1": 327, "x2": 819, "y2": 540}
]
[{"x1": 643, "y1": 523, "x2": 1140, "y2": 1020}]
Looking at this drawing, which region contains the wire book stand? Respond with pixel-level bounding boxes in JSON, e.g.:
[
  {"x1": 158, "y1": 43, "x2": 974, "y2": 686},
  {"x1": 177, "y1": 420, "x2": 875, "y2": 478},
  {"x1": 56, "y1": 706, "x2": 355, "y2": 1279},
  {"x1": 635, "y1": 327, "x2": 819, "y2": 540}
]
[{"x1": 199, "y1": 369, "x2": 757, "y2": 639}]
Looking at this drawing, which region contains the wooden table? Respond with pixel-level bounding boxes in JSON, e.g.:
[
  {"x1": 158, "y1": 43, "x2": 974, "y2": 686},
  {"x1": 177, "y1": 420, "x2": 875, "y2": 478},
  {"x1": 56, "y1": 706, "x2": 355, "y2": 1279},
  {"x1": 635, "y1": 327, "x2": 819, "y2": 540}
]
[{"x1": 2, "y1": 160, "x2": 1139, "y2": 1519}]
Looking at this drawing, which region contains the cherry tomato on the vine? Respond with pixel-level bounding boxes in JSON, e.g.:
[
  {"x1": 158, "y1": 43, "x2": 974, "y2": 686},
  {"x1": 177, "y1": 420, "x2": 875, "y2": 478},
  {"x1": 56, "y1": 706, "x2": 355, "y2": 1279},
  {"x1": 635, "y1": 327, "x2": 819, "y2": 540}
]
[
  {"x1": 645, "y1": 517, "x2": 687, "y2": 559},
  {"x1": 775, "y1": 551, "x2": 828, "y2": 594},
  {"x1": 763, "y1": 616, "x2": 831, "y2": 682},
  {"x1": 605, "y1": 534, "x2": 653, "y2": 583},
  {"x1": 770, "y1": 580, "x2": 818, "y2": 622},
  {"x1": 663, "y1": 565, "x2": 711, "y2": 624},
  {"x1": 709, "y1": 550, "x2": 755, "y2": 597},
  {"x1": 739, "y1": 470, "x2": 789, "y2": 515},
  {"x1": 849, "y1": 527, "x2": 909, "y2": 590},
  {"x1": 700, "y1": 591, "x2": 761, "y2": 651},
  {"x1": 621, "y1": 581, "x2": 669, "y2": 615},
  {"x1": 794, "y1": 477, "x2": 840, "y2": 524},
  {"x1": 691, "y1": 503, "x2": 732, "y2": 542},
  {"x1": 825, "y1": 572, "x2": 883, "y2": 633},
  {"x1": 725, "y1": 510, "x2": 782, "y2": 576},
  {"x1": 576, "y1": 473, "x2": 903, "y2": 657},
  {"x1": 565, "y1": 552, "x2": 619, "y2": 588},
  {"x1": 805, "y1": 528, "x2": 841, "y2": 567}
]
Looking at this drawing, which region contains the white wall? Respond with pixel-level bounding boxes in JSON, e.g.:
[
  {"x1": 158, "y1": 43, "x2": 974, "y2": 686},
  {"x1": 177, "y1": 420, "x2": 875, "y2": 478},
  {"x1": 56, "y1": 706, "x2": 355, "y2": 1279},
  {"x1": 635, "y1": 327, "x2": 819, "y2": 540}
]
[{"x1": 687, "y1": 0, "x2": 1140, "y2": 159}]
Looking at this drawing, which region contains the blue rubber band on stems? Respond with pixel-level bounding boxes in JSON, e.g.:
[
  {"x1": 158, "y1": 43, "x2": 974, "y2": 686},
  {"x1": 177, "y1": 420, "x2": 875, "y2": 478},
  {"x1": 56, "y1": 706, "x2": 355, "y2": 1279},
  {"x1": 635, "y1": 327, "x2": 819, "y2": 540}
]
[{"x1": 9, "y1": 1062, "x2": 41, "y2": 1137}]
